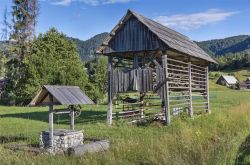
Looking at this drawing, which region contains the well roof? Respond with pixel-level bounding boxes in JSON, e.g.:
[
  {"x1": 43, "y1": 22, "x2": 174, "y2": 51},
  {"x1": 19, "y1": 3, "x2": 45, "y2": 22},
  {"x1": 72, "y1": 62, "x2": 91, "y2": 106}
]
[{"x1": 30, "y1": 85, "x2": 94, "y2": 106}]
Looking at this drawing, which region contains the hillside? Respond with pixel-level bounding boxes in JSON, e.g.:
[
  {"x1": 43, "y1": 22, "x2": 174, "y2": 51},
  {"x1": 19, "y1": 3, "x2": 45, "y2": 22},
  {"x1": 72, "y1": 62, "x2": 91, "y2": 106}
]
[
  {"x1": 3, "y1": 33, "x2": 250, "y2": 62},
  {"x1": 197, "y1": 35, "x2": 250, "y2": 56},
  {"x1": 68, "y1": 32, "x2": 108, "y2": 61},
  {"x1": 69, "y1": 33, "x2": 250, "y2": 61}
]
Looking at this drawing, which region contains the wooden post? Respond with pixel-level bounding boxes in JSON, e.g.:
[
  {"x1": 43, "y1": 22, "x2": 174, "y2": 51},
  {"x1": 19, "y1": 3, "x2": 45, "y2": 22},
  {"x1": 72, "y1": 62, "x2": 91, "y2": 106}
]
[
  {"x1": 206, "y1": 66, "x2": 210, "y2": 114},
  {"x1": 188, "y1": 62, "x2": 193, "y2": 117},
  {"x1": 49, "y1": 94, "x2": 53, "y2": 148},
  {"x1": 140, "y1": 93, "x2": 144, "y2": 118},
  {"x1": 107, "y1": 56, "x2": 113, "y2": 125},
  {"x1": 70, "y1": 105, "x2": 74, "y2": 130},
  {"x1": 162, "y1": 53, "x2": 170, "y2": 125}
]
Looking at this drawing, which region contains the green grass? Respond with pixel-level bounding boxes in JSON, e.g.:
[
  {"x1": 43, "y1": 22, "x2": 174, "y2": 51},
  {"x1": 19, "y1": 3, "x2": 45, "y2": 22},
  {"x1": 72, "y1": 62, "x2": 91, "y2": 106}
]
[{"x1": 1, "y1": 81, "x2": 250, "y2": 164}]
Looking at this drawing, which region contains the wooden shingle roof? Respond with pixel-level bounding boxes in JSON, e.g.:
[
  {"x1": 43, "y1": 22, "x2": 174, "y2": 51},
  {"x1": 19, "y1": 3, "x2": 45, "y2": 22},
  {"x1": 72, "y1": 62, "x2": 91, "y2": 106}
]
[
  {"x1": 30, "y1": 85, "x2": 94, "y2": 106},
  {"x1": 97, "y1": 10, "x2": 216, "y2": 63}
]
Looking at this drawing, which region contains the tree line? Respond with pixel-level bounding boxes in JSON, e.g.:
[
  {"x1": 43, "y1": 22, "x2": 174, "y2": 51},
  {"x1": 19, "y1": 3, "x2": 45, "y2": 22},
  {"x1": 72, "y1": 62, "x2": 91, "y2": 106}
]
[
  {"x1": 210, "y1": 51, "x2": 250, "y2": 71},
  {"x1": 0, "y1": 0, "x2": 108, "y2": 105}
]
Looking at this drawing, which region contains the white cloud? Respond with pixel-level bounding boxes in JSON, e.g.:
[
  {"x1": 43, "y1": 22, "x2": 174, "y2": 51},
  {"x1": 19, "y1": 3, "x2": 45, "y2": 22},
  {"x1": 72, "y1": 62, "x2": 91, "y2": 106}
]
[
  {"x1": 81, "y1": 0, "x2": 100, "y2": 6},
  {"x1": 154, "y1": 9, "x2": 238, "y2": 30},
  {"x1": 50, "y1": 0, "x2": 134, "y2": 6},
  {"x1": 51, "y1": 0, "x2": 72, "y2": 6},
  {"x1": 103, "y1": 0, "x2": 134, "y2": 4}
]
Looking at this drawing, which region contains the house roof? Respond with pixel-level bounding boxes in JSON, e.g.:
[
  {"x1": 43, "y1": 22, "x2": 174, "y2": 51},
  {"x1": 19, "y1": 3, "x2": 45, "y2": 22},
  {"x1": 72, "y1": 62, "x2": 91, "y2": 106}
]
[
  {"x1": 30, "y1": 85, "x2": 94, "y2": 106},
  {"x1": 97, "y1": 9, "x2": 216, "y2": 63},
  {"x1": 221, "y1": 75, "x2": 238, "y2": 85}
]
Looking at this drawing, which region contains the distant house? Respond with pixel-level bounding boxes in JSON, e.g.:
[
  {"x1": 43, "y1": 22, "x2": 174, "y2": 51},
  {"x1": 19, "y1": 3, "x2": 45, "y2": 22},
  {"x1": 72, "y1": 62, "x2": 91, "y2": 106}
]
[
  {"x1": 239, "y1": 82, "x2": 248, "y2": 90},
  {"x1": 216, "y1": 75, "x2": 238, "y2": 87},
  {"x1": 239, "y1": 78, "x2": 250, "y2": 90},
  {"x1": 245, "y1": 77, "x2": 250, "y2": 85}
]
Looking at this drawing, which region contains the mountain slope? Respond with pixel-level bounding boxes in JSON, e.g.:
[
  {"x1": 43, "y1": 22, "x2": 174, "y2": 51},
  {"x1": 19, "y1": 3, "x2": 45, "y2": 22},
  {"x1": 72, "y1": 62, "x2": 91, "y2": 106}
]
[
  {"x1": 68, "y1": 32, "x2": 108, "y2": 61},
  {"x1": 197, "y1": 35, "x2": 250, "y2": 56},
  {"x1": 69, "y1": 33, "x2": 250, "y2": 61}
]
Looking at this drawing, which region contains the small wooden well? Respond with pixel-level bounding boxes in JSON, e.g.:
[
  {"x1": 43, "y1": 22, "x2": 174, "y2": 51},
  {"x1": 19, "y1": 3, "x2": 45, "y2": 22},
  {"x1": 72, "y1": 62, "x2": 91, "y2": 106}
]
[{"x1": 30, "y1": 85, "x2": 94, "y2": 153}]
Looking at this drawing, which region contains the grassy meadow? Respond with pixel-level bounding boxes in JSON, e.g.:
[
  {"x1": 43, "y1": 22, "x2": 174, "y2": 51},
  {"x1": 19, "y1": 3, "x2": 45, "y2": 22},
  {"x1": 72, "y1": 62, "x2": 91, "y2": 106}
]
[{"x1": 1, "y1": 78, "x2": 250, "y2": 164}]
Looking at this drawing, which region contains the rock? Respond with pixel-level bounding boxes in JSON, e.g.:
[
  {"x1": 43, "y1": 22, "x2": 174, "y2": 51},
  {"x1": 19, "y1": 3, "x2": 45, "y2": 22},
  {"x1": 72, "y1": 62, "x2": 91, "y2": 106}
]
[{"x1": 67, "y1": 140, "x2": 110, "y2": 156}]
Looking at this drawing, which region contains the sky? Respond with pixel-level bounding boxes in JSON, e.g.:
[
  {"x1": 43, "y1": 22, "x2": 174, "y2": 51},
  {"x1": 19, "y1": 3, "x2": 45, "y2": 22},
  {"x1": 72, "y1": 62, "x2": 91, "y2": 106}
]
[{"x1": 0, "y1": 0, "x2": 250, "y2": 41}]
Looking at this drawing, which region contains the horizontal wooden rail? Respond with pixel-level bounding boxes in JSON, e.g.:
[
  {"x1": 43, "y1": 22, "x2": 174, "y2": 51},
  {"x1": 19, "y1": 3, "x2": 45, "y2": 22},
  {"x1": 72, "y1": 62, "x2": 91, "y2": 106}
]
[
  {"x1": 191, "y1": 72, "x2": 206, "y2": 77},
  {"x1": 168, "y1": 77, "x2": 189, "y2": 81},
  {"x1": 191, "y1": 64, "x2": 206, "y2": 70},
  {"x1": 170, "y1": 102, "x2": 189, "y2": 106},
  {"x1": 168, "y1": 68, "x2": 189, "y2": 73},
  {"x1": 169, "y1": 99, "x2": 190, "y2": 102},
  {"x1": 168, "y1": 63, "x2": 188, "y2": 70},
  {"x1": 191, "y1": 67, "x2": 206, "y2": 73},
  {"x1": 192, "y1": 75, "x2": 206, "y2": 80},
  {"x1": 168, "y1": 58, "x2": 189, "y2": 65},
  {"x1": 169, "y1": 95, "x2": 190, "y2": 98},
  {"x1": 112, "y1": 110, "x2": 141, "y2": 115},
  {"x1": 192, "y1": 79, "x2": 206, "y2": 83}
]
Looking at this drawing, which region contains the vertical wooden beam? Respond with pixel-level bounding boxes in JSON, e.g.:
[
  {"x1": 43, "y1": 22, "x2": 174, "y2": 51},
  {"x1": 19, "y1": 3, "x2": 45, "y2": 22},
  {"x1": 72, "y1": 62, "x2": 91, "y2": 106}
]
[
  {"x1": 107, "y1": 56, "x2": 113, "y2": 125},
  {"x1": 49, "y1": 93, "x2": 53, "y2": 148},
  {"x1": 70, "y1": 105, "x2": 74, "y2": 130},
  {"x1": 206, "y1": 66, "x2": 210, "y2": 114},
  {"x1": 162, "y1": 53, "x2": 170, "y2": 125},
  {"x1": 140, "y1": 93, "x2": 144, "y2": 118},
  {"x1": 134, "y1": 55, "x2": 144, "y2": 118},
  {"x1": 134, "y1": 55, "x2": 139, "y2": 68},
  {"x1": 188, "y1": 62, "x2": 193, "y2": 117}
]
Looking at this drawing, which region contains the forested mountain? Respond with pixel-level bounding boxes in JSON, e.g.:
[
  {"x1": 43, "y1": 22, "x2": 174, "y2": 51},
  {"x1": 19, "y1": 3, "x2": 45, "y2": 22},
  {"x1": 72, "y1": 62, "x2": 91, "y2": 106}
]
[
  {"x1": 68, "y1": 32, "x2": 108, "y2": 61},
  {"x1": 67, "y1": 33, "x2": 250, "y2": 61},
  {"x1": 197, "y1": 35, "x2": 250, "y2": 56}
]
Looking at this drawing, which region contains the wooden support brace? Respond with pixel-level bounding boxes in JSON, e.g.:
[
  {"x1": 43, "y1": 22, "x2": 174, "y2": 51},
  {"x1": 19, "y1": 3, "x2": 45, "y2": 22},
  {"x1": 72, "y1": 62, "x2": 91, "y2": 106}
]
[
  {"x1": 188, "y1": 62, "x2": 193, "y2": 117},
  {"x1": 206, "y1": 66, "x2": 210, "y2": 114},
  {"x1": 162, "y1": 53, "x2": 170, "y2": 125},
  {"x1": 49, "y1": 94, "x2": 53, "y2": 148},
  {"x1": 107, "y1": 56, "x2": 113, "y2": 125},
  {"x1": 153, "y1": 78, "x2": 169, "y2": 93},
  {"x1": 140, "y1": 93, "x2": 144, "y2": 118},
  {"x1": 70, "y1": 105, "x2": 74, "y2": 130}
]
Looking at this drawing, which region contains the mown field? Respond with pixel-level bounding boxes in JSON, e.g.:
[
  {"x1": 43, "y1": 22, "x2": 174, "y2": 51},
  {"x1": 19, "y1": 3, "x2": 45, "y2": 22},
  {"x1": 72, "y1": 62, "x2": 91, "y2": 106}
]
[{"x1": 0, "y1": 79, "x2": 250, "y2": 164}]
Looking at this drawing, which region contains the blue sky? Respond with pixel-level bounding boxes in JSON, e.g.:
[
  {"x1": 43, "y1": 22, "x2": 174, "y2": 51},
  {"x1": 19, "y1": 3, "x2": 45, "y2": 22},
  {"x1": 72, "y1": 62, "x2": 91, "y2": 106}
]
[{"x1": 0, "y1": 0, "x2": 250, "y2": 41}]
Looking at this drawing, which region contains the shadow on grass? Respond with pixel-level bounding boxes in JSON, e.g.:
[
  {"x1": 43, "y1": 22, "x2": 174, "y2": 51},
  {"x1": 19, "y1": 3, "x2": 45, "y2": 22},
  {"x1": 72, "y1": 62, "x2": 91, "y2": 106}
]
[
  {"x1": 235, "y1": 134, "x2": 250, "y2": 165},
  {"x1": 0, "y1": 110, "x2": 107, "y2": 124},
  {"x1": 0, "y1": 135, "x2": 28, "y2": 144}
]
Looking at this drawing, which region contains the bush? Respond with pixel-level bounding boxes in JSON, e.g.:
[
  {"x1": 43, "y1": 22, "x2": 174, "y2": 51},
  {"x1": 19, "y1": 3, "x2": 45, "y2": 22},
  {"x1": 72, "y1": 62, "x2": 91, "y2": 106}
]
[{"x1": 4, "y1": 28, "x2": 89, "y2": 105}]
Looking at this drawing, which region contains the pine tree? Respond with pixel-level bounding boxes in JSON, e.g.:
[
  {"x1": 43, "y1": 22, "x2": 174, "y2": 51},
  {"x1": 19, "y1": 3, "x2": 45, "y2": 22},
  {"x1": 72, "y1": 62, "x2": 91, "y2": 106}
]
[{"x1": 2, "y1": 0, "x2": 39, "y2": 105}]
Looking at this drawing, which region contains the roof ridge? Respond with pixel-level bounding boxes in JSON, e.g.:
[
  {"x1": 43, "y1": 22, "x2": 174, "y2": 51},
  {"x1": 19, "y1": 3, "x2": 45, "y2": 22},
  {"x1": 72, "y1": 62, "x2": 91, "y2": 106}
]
[
  {"x1": 129, "y1": 10, "x2": 215, "y2": 62},
  {"x1": 98, "y1": 10, "x2": 216, "y2": 63},
  {"x1": 128, "y1": 10, "x2": 190, "y2": 41}
]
